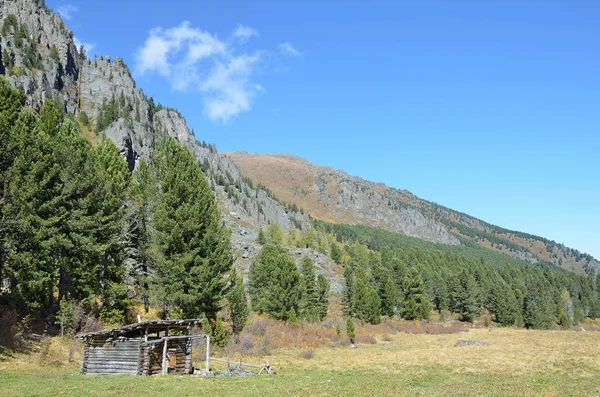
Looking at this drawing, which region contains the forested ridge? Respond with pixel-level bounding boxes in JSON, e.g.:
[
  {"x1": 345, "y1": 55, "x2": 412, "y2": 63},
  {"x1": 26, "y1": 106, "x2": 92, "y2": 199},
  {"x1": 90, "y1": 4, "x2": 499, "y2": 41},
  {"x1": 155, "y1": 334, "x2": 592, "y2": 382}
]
[
  {"x1": 2, "y1": 77, "x2": 600, "y2": 336},
  {"x1": 316, "y1": 221, "x2": 600, "y2": 328}
]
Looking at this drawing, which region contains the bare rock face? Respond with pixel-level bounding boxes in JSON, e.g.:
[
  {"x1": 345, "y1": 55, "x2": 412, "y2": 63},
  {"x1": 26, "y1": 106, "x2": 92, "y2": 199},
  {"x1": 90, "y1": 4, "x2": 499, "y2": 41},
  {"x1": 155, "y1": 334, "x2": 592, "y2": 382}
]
[{"x1": 1, "y1": 0, "x2": 81, "y2": 113}]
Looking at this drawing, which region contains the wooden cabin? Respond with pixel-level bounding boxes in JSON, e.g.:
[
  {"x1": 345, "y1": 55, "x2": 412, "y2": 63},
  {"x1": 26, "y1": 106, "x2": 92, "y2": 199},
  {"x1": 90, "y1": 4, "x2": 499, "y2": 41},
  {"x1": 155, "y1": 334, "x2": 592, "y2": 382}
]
[{"x1": 78, "y1": 319, "x2": 208, "y2": 376}]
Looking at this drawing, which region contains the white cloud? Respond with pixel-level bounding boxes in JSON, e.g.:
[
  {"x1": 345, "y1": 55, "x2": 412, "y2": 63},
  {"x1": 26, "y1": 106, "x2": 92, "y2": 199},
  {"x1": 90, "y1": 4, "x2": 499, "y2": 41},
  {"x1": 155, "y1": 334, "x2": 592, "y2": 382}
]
[
  {"x1": 135, "y1": 21, "x2": 273, "y2": 123},
  {"x1": 278, "y1": 42, "x2": 301, "y2": 57},
  {"x1": 57, "y1": 4, "x2": 78, "y2": 20},
  {"x1": 232, "y1": 25, "x2": 258, "y2": 42},
  {"x1": 74, "y1": 36, "x2": 95, "y2": 57}
]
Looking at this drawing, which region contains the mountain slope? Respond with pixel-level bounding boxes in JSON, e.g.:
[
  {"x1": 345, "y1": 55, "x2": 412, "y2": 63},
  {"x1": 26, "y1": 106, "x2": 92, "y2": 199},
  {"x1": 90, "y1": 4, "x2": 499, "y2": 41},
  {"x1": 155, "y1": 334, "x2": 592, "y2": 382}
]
[
  {"x1": 1, "y1": 0, "x2": 596, "y2": 279},
  {"x1": 227, "y1": 152, "x2": 599, "y2": 275}
]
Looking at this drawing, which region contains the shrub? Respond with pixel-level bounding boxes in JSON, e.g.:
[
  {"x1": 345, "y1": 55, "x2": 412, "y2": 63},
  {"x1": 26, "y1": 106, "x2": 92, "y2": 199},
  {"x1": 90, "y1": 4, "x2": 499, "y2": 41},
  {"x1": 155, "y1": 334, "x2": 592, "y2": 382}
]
[
  {"x1": 299, "y1": 348, "x2": 314, "y2": 359},
  {"x1": 356, "y1": 335, "x2": 377, "y2": 344}
]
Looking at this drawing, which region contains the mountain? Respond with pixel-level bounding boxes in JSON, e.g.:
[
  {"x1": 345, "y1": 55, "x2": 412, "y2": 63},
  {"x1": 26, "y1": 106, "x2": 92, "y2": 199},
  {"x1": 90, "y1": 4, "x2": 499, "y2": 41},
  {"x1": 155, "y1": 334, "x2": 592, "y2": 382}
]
[
  {"x1": 0, "y1": 0, "x2": 320, "y2": 263},
  {"x1": 0, "y1": 0, "x2": 596, "y2": 280},
  {"x1": 226, "y1": 152, "x2": 599, "y2": 275}
]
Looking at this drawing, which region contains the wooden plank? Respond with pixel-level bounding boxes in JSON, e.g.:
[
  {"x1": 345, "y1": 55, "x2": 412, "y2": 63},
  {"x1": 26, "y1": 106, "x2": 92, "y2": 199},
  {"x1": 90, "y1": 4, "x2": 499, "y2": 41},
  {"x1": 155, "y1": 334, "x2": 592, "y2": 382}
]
[
  {"x1": 86, "y1": 360, "x2": 138, "y2": 365},
  {"x1": 88, "y1": 353, "x2": 140, "y2": 358},
  {"x1": 86, "y1": 365, "x2": 139, "y2": 371},
  {"x1": 86, "y1": 370, "x2": 138, "y2": 375}
]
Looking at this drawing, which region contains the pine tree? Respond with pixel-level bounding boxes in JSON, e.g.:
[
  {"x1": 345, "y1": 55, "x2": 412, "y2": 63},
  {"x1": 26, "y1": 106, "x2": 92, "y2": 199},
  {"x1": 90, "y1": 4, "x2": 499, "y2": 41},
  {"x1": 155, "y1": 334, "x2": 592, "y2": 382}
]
[
  {"x1": 299, "y1": 255, "x2": 319, "y2": 321},
  {"x1": 128, "y1": 159, "x2": 156, "y2": 312},
  {"x1": 248, "y1": 243, "x2": 300, "y2": 320},
  {"x1": 256, "y1": 228, "x2": 266, "y2": 245},
  {"x1": 266, "y1": 222, "x2": 284, "y2": 246},
  {"x1": 365, "y1": 288, "x2": 382, "y2": 324},
  {"x1": 489, "y1": 278, "x2": 520, "y2": 326},
  {"x1": 454, "y1": 269, "x2": 481, "y2": 323},
  {"x1": 381, "y1": 275, "x2": 397, "y2": 317},
  {"x1": 401, "y1": 267, "x2": 430, "y2": 320},
  {"x1": 330, "y1": 241, "x2": 342, "y2": 263},
  {"x1": 316, "y1": 274, "x2": 330, "y2": 321},
  {"x1": 346, "y1": 317, "x2": 355, "y2": 344},
  {"x1": 523, "y1": 276, "x2": 556, "y2": 329},
  {"x1": 212, "y1": 317, "x2": 229, "y2": 348},
  {"x1": 342, "y1": 265, "x2": 355, "y2": 315},
  {"x1": 151, "y1": 137, "x2": 233, "y2": 320},
  {"x1": 227, "y1": 269, "x2": 249, "y2": 336}
]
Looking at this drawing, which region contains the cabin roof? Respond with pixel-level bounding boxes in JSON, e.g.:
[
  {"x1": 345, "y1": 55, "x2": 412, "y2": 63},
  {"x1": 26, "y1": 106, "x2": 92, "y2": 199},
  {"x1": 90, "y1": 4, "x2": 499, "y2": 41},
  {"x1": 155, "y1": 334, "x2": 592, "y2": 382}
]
[{"x1": 77, "y1": 318, "x2": 204, "y2": 339}]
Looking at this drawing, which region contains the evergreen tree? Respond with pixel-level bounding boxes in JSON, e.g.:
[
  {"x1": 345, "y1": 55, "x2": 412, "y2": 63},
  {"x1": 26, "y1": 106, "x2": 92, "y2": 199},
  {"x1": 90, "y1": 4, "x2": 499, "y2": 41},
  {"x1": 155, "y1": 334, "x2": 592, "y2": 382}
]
[
  {"x1": 489, "y1": 278, "x2": 520, "y2": 326},
  {"x1": 3, "y1": 99, "x2": 129, "y2": 321},
  {"x1": 212, "y1": 317, "x2": 229, "y2": 348},
  {"x1": 227, "y1": 269, "x2": 249, "y2": 336},
  {"x1": 523, "y1": 276, "x2": 556, "y2": 329},
  {"x1": 299, "y1": 255, "x2": 319, "y2": 321},
  {"x1": 401, "y1": 268, "x2": 430, "y2": 320},
  {"x1": 342, "y1": 265, "x2": 355, "y2": 315},
  {"x1": 128, "y1": 159, "x2": 156, "y2": 312},
  {"x1": 316, "y1": 274, "x2": 330, "y2": 321},
  {"x1": 330, "y1": 241, "x2": 342, "y2": 263},
  {"x1": 381, "y1": 275, "x2": 398, "y2": 317},
  {"x1": 266, "y1": 222, "x2": 284, "y2": 246},
  {"x1": 365, "y1": 288, "x2": 382, "y2": 324},
  {"x1": 454, "y1": 269, "x2": 481, "y2": 323},
  {"x1": 256, "y1": 228, "x2": 266, "y2": 245},
  {"x1": 248, "y1": 243, "x2": 300, "y2": 320},
  {"x1": 351, "y1": 269, "x2": 381, "y2": 324},
  {"x1": 151, "y1": 137, "x2": 233, "y2": 320},
  {"x1": 346, "y1": 317, "x2": 355, "y2": 344}
]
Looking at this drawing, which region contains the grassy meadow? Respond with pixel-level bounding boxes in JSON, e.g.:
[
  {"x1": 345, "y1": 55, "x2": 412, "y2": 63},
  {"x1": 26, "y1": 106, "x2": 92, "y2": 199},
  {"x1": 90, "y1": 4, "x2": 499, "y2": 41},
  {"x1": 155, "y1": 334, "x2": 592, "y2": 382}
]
[{"x1": 1, "y1": 326, "x2": 599, "y2": 396}]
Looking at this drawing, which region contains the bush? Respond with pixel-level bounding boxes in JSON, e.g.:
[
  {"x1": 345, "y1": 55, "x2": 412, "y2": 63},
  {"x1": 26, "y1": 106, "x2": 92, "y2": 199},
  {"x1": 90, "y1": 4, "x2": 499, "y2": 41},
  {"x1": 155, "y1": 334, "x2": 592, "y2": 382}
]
[
  {"x1": 79, "y1": 110, "x2": 89, "y2": 126},
  {"x1": 355, "y1": 335, "x2": 377, "y2": 344},
  {"x1": 299, "y1": 348, "x2": 314, "y2": 359}
]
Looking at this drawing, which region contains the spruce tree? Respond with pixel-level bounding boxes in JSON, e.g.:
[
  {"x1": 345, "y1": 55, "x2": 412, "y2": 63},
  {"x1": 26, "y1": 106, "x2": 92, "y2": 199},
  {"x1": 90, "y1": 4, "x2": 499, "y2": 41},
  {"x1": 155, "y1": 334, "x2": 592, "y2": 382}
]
[
  {"x1": 248, "y1": 243, "x2": 300, "y2": 320},
  {"x1": 212, "y1": 317, "x2": 229, "y2": 347},
  {"x1": 316, "y1": 274, "x2": 330, "y2": 321},
  {"x1": 151, "y1": 137, "x2": 233, "y2": 320},
  {"x1": 299, "y1": 255, "x2": 319, "y2": 321},
  {"x1": 128, "y1": 159, "x2": 156, "y2": 312},
  {"x1": 489, "y1": 278, "x2": 519, "y2": 326},
  {"x1": 346, "y1": 317, "x2": 355, "y2": 344},
  {"x1": 256, "y1": 228, "x2": 266, "y2": 245},
  {"x1": 330, "y1": 241, "x2": 342, "y2": 263},
  {"x1": 266, "y1": 222, "x2": 284, "y2": 246},
  {"x1": 381, "y1": 275, "x2": 397, "y2": 317},
  {"x1": 227, "y1": 269, "x2": 249, "y2": 336},
  {"x1": 401, "y1": 267, "x2": 430, "y2": 320},
  {"x1": 454, "y1": 269, "x2": 481, "y2": 323},
  {"x1": 523, "y1": 276, "x2": 556, "y2": 329}
]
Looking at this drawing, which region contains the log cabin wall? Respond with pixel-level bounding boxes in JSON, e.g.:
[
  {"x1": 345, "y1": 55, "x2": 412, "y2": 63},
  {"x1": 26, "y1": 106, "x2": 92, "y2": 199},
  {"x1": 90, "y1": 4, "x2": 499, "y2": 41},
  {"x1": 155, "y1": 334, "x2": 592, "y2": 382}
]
[{"x1": 82, "y1": 337, "x2": 142, "y2": 375}]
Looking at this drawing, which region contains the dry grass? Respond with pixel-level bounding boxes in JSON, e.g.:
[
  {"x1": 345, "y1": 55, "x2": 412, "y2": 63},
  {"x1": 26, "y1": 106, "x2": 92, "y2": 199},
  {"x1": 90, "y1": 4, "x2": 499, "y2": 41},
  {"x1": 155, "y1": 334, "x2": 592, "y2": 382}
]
[
  {"x1": 1, "y1": 326, "x2": 599, "y2": 396},
  {"x1": 272, "y1": 327, "x2": 600, "y2": 378}
]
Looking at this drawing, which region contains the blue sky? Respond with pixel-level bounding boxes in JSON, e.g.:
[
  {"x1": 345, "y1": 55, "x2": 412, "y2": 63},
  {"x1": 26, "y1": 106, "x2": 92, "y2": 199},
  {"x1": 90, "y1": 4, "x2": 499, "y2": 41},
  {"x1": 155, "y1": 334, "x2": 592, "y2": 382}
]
[{"x1": 49, "y1": 0, "x2": 599, "y2": 259}]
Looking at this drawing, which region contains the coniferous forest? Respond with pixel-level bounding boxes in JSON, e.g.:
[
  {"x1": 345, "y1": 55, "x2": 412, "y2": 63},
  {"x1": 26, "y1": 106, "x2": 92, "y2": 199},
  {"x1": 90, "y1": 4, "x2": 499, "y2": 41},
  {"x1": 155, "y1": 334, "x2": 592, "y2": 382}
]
[{"x1": 1, "y1": 77, "x2": 600, "y2": 336}]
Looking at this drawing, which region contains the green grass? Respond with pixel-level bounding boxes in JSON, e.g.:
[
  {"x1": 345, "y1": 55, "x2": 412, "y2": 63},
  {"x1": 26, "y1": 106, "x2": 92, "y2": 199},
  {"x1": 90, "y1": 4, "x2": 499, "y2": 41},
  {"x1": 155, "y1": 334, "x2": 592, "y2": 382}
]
[
  {"x1": 1, "y1": 328, "x2": 599, "y2": 396},
  {"x1": 1, "y1": 365, "x2": 598, "y2": 397}
]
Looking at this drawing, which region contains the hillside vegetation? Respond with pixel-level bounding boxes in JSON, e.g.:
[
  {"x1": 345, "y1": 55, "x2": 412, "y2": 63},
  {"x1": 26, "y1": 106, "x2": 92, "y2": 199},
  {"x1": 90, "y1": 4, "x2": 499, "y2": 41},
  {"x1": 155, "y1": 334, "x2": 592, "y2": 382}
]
[{"x1": 227, "y1": 152, "x2": 599, "y2": 274}]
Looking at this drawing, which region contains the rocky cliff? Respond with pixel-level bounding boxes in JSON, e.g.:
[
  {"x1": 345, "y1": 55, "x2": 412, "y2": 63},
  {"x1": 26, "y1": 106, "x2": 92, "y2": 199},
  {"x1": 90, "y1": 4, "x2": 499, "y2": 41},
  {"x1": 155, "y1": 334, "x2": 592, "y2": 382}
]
[
  {"x1": 0, "y1": 0, "x2": 320, "y2": 275},
  {"x1": 227, "y1": 152, "x2": 600, "y2": 275}
]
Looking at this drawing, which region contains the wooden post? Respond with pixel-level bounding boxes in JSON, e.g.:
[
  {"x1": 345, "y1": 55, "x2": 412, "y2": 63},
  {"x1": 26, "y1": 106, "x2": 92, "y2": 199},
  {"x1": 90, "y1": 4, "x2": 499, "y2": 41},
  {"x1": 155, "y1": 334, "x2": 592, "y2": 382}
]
[
  {"x1": 205, "y1": 335, "x2": 210, "y2": 373},
  {"x1": 144, "y1": 326, "x2": 148, "y2": 343},
  {"x1": 161, "y1": 339, "x2": 168, "y2": 375}
]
